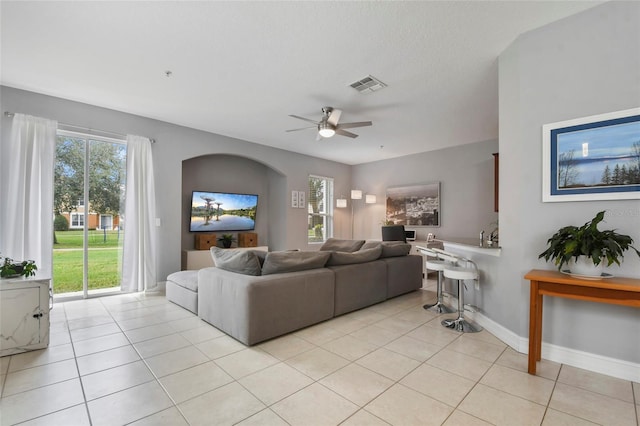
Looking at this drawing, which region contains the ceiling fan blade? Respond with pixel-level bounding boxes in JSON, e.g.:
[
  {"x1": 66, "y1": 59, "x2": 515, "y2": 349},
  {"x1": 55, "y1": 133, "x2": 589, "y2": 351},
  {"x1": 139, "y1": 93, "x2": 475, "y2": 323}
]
[
  {"x1": 335, "y1": 128, "x2": 359, "y2": 138},
  {"x1": 327, "y1": 109, "x2": 342, "y2": 126},
  {"x1": 289, "y1": 115, "x2": 319, "y2": 125},
  {"x1": 316, "y1": 132, "x2": 322, "y2": 141},
  {"x1": 336, "y1": 121, "x2": 372, "y2": 130},
  {"x1": 286, "y1": 126, "x2": 316, "y2": 132}
]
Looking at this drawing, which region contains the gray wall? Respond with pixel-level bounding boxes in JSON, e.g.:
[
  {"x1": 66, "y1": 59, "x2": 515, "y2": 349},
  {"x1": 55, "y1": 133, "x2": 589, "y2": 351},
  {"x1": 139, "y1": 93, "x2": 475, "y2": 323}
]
[
  {"x1": 499, "y1": 1, "x2": 640, "y2": 362},
  {"x1": 0, "y1": 86, "x2": 352, "y2": 282},
  {"x1": 352, "y1": 140, "x2": 499, "y2": 242}
]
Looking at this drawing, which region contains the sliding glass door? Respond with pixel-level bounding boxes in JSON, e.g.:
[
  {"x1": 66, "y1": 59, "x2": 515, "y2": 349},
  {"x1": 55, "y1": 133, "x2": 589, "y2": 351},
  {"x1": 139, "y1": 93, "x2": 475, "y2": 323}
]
[{"x1": 53, "y1": 131, "x2": 126, "y2": 297}]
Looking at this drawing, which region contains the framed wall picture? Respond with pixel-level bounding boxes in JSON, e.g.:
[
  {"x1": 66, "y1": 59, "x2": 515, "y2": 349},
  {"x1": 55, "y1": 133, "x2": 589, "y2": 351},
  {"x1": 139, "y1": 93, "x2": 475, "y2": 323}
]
[
  {"x1": 386, "y1": 182, "x2": 440, "y2": 227},
  {"x1": 542, "y1": 108, "x2": 640, "y2": 202}
]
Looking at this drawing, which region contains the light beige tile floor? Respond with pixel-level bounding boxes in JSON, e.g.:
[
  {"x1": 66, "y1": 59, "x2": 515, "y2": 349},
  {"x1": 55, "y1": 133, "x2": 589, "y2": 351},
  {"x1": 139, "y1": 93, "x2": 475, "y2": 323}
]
[{"x1": 1, "y1": 283, "x2": 639, "y2": 426}]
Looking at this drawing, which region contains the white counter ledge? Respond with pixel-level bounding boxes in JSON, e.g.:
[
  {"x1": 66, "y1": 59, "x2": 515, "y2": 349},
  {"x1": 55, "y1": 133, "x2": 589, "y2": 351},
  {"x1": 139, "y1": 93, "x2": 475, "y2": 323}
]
[{"x1": 437, "y1": 238, "x2": 501, "y2": 257}]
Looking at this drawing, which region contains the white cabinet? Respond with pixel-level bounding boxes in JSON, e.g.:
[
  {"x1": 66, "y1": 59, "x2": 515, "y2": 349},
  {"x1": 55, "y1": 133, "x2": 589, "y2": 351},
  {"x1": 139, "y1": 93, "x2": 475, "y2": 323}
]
[
  {"x1": 182, "y1": 247, "x2": 269, "y2": 270},
  {"x1": 0, "y1": 276, "x2": 51, "y2": 357}
]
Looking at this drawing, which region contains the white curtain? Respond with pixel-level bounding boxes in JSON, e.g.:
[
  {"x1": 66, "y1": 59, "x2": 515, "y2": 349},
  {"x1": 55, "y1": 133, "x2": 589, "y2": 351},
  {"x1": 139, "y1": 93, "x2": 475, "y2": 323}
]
[
  {"x1": 0, "y1": 114, "x2": 57, "y2": 278},
  {"x1": 121, "y1": 135, "x2": 157, "y2": 292}
]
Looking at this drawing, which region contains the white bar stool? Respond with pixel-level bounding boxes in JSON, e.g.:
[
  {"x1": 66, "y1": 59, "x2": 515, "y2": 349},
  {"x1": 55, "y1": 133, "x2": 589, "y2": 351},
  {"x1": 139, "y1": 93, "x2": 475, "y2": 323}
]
[
  {"x1": 441, "y1": 256, "x2": 483, "y2": 333},
  {"x1": 417, "y1": 246, "x2": 454, "y2": 314}
]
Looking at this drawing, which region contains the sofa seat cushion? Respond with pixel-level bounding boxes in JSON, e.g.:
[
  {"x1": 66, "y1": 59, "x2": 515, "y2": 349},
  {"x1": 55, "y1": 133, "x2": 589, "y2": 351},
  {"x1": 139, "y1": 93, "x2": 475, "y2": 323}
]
[
  {"x1": 167, "y1": 270, "x2": 199, "y2": 292},
  {"x1": 261, "y1": 251, "x2": 331, "y2": 275},
  {"x1": 210, "y1": 247, "x2": 262, "y2": 276},
  {"x1": 327, "y1": 245, "x2": 382, "y2": 266},
  {"x1": 319, "y1": 238, "x2": 366, "y2": 253}
]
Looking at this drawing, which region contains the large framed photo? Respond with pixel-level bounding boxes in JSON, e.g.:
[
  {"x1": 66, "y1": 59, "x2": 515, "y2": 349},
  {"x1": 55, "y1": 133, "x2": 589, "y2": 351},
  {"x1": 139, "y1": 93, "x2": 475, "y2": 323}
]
[
  {"x1": 386, "y1": 182, "x2": 440, "y2": 227},
  {"x1": 542, "y1": 108, "x2": 640, "y2": 202}
]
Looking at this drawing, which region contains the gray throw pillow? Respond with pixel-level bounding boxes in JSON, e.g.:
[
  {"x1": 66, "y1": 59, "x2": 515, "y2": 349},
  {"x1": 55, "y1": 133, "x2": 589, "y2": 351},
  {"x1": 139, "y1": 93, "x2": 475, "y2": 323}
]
[
  {"x1": 319, "y1": 238, "x2": 366, "y2": 253},
  {"x1": 210, "y1": 247, "x2": 262, "y2": 276},
  {"x1": 249, "y1": 249, "x2": 267, "y2": 267},
  {"x1": 261, "y1": 251, "x2": 331, "y2": 275},
  {"x1": 379, "y1": 241, "x2": 411, "y2": 258},
  {"x1": 326, "y1": 245, "x2": 382, "y2": 266}
]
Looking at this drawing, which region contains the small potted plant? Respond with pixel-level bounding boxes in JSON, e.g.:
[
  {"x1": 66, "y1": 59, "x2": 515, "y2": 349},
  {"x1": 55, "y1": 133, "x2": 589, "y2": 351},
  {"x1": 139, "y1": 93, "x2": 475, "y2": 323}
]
[
  {"x1": 0, "y1": 255, "x2": 38, "y2": 278},
  {"x1": 218, "y1": 234, "x2": 236, "y2": 249},
  {"x1": 538, "y1": 211, "x2": 640, "y2": 276}
]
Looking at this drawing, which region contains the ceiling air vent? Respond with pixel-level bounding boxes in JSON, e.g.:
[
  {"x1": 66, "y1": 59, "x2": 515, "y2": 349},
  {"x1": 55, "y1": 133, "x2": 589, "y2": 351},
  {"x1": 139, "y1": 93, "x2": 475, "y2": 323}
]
[{"x1": 349, "y1": 75, "x2": 387, "y2": 93}]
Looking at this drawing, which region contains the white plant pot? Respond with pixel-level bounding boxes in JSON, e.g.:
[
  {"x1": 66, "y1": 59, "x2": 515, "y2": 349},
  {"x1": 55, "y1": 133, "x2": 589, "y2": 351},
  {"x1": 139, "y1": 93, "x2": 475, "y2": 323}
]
[{"x1": 569, "y1": 256, "x2": 604, "y2": 277}]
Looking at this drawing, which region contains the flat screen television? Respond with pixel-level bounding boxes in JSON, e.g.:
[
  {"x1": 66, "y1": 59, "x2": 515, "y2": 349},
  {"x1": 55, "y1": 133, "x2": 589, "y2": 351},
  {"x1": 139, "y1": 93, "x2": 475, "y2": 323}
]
[{"x1": 190, "y1": 191, "x2": 258, "y2": 232}]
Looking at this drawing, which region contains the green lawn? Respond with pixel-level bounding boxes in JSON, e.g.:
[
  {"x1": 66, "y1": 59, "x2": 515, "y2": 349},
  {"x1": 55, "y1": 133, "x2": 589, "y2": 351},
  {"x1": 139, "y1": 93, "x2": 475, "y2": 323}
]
[
  {"x1": 53, "y1": 230, "x2": 122, "y2": 293},
  {"x1": 54, "y1": 230, "x2": 122, "y2": 249}
]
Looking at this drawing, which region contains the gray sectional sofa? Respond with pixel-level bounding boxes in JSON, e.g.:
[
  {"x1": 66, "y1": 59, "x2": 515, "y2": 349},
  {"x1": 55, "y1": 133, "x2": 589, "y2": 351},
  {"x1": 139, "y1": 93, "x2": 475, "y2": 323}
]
[{"x1": 195, "y1": 239, "x2": 422, "y2": 345}]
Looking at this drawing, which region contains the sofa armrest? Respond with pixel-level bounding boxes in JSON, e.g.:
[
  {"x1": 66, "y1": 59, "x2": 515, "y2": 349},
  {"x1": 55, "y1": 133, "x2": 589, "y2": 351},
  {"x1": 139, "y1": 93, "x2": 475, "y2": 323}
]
[
  {"x1": 382, "y1": 255, "x2": 423, "y2": 298},
  {"x1": 197, "y1": 267, "x2": 335, "y2": 345}
]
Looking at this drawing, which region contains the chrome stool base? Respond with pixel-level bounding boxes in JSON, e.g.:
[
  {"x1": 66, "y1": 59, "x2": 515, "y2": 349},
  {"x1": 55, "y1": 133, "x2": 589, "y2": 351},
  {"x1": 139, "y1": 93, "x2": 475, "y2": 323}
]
[
  {"x1": 424, "y1": 267, "x2": 454, "y2": 314},
  {"x1": 423, "y1": 301, "x2": 455, "y2": 314},
  {"x1": 440, "y1": 263, "x2": 481, "y2": 334},
  {"x1": 441, "y1": 317, "x2": 483, "y2": 333}
]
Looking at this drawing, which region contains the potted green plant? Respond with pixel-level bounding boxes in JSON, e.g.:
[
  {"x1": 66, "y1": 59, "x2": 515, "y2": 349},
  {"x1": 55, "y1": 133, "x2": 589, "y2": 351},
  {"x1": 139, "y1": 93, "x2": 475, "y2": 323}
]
[
  {"x1": 0, "y1": 255, "x2": 38, "y2": 278},
  {"x1": 218, "y1": 234, "x2": 236, "y2": 249},
  {"x1": 538, "y1": 211, "x2": 640, "y2": 276}
]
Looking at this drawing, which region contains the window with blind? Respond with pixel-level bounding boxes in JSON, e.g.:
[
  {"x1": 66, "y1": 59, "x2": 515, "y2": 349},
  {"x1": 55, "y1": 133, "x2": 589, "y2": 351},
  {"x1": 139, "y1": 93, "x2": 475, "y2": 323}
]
[{"x1": 308, "y1": 175, "x2": 334, "y2": 243}]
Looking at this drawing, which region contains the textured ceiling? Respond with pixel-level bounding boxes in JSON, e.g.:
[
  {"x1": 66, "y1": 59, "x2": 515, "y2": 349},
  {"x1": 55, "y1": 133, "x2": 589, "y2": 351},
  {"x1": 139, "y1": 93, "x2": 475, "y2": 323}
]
[{"x1": 1, "y1": 1, "x2": 602, "y2": 165}]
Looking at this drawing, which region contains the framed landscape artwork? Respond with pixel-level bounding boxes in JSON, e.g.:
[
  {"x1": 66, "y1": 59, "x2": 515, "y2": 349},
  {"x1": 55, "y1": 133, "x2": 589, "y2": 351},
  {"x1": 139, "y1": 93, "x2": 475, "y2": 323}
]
[
  {"x1": 542, "y1": 108, "x2": 640, "y2": 202},
  {"x1": 386, "y1": 182, "x2": 440, "y2": 227}
]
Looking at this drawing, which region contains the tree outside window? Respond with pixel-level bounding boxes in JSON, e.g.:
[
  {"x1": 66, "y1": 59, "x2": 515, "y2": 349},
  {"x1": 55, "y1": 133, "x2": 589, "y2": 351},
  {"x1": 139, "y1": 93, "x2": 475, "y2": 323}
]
[{"x1": 308, "y1": 175, "x2": 334, "y2": 243}]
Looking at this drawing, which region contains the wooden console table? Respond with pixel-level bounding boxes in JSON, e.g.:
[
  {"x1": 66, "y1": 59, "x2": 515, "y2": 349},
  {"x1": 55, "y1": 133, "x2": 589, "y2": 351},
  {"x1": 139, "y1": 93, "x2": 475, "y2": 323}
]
[{"x1": 524, "y1": 269, "x2": 640, "y2": 375}]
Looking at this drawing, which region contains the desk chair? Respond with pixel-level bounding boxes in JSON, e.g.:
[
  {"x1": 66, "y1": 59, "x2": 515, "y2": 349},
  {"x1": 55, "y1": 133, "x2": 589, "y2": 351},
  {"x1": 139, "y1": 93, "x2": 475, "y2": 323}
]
[{"x1": 381, "y1": 225, "x2": 406, "y2": 242}]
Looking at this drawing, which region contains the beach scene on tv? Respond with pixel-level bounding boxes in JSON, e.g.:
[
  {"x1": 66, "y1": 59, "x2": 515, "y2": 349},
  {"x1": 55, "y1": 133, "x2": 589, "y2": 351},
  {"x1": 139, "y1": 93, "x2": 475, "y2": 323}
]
[
  {"x1": 556, "y1": 120, "x2": 640, "y2": 190},
  {"x1": 190, "y1": 191, "x2": 258, "y2": 232}
]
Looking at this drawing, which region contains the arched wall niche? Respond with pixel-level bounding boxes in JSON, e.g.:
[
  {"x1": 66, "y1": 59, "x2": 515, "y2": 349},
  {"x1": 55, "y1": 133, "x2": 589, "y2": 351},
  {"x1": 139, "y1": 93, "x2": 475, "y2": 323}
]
[{"x1": 181, "y1": 153, "x2": 287, "y2": 252}]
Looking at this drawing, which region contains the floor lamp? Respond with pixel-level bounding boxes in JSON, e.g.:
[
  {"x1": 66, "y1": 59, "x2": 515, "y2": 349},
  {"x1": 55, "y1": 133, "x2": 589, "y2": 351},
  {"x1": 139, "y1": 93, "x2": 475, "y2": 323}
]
[{"x1": 350, "y1": 190, "x2": 362, "y2": 239}]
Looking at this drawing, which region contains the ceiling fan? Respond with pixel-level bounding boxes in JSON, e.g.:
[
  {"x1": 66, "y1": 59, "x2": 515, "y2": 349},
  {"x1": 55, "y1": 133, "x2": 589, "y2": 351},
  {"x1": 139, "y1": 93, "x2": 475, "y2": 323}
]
[{"x1": 286, "y1": 107, "x2": 372, "y2": 139}]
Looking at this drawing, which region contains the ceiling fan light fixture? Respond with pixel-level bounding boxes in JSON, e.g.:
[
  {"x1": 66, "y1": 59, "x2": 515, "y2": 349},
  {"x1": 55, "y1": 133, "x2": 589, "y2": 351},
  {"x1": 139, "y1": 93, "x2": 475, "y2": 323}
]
[
  {"x1": 287, "y1": 107, "x2": 371, "y2": 139},
  {"x1": 318, "y1": 122, "x2": 335, "y2": 138}
]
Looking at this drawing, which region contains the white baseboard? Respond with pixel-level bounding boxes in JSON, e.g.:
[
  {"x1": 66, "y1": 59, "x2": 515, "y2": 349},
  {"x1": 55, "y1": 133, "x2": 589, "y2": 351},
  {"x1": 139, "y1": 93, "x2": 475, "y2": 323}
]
[{"x1": 465, "y1": 309, "x2": 640, "y2": 382}]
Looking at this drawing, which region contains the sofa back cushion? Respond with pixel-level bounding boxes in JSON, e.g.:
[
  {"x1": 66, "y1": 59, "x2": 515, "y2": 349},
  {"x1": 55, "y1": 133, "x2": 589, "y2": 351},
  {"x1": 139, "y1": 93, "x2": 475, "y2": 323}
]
[
  {"x1": 262, "y1": 251, "x2": 331, "y2": 275},
  {"x1": 250, "y1": 249, "x2": 267, "y2": 267},
  {"x1": 360, "y1": 241, "x2": 381, "y2": 251},
  {"x1": 381, "y1": 241, "x2": 412, "y2": 257},
  {"x1": 360, "y1": 241, "x2": 411, "y2": 258},
  {"x1": 319, "y1": 238, "x2": 366, "y2": 253},
  {"x1": 326, "y1": 245, "x2": 382, "y2": 266},
  {"x1": 210, "y1": 247, "x2": 262, "y2": 276}
]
